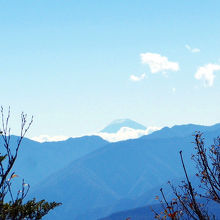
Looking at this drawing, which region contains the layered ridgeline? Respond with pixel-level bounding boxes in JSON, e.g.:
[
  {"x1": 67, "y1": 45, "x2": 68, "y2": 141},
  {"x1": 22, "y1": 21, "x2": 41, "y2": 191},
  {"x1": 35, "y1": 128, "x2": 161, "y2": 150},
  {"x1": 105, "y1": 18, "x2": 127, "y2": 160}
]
[
  {"x1": 27, "y1": 123, "x2": 220, "y2": 220},
  {"x1": 8, "y1": 136, "x2": 108, "y2": 187},
  {"x1": 12, "y1": 119, "x2": 149, "y2": 186}
]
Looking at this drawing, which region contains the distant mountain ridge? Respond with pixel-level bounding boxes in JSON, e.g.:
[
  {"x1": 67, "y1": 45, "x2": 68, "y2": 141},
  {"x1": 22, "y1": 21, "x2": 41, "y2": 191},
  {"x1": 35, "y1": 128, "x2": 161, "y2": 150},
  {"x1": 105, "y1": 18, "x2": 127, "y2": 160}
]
[
  {"x1": 101, "y1": 119, "x2": 146, "y2": 133},
  {"x1": 142, "y1": 123, "x2": 220, "y2": 140},
  {"x1": 8, "y1": 135, "x2": 109, "y2": 187},
  {"x1": 29, "y1": 122, "x2": 220, "y2": 220}
]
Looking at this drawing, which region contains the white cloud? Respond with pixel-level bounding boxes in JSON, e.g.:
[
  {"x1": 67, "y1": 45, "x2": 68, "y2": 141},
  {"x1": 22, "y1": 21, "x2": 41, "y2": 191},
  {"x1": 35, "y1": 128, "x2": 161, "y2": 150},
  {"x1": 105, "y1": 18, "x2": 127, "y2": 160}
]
[
  {"x1": 140, "y1": 53, "x2": 179, "y2": 73},
  {"x1": 185, "y1": 44, "x2": 200, "y2": 53},
  {"x1": 195, "y1": 63, "x2": 220, "y2": 87},
  {"x1": 31, "y1": 126, "x2": 161, "y2": 143},
  {"x1": 191, "y1": 48, "x2": 200, "y2": 53},
  {"x1": 130, "y1": 73, "x2": 146, "y2": 82},
  {"x1": 96, "y1": 126, "x2": 161, "y2": 142},
  {"x1": 172, "y1": 87, "x2": 176, "y2": 93},
  {"x1": 31, "y1": 135, "x2": 69, "y2": 143}
]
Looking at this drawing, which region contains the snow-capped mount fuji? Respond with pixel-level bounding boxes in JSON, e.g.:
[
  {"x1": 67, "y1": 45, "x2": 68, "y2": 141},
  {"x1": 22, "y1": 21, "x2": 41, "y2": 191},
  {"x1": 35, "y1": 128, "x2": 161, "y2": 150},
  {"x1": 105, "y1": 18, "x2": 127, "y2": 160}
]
[
  {"x1": 98, "y1": 119, "x2": 160, "y2": 142},
  {"x1": 101, "y1": 119, "x2": 146, "y2": 133}
]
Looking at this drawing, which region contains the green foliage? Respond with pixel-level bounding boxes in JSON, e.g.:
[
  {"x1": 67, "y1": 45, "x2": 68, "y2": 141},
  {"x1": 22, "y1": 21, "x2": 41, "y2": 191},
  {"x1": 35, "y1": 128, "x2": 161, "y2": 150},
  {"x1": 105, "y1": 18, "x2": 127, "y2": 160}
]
[
  {"x1": 0, "y1": 199, "x2": 61, "y2": 220},
  {"x1": 0, "y1": 154, "x2": 7, "y2": 163}
]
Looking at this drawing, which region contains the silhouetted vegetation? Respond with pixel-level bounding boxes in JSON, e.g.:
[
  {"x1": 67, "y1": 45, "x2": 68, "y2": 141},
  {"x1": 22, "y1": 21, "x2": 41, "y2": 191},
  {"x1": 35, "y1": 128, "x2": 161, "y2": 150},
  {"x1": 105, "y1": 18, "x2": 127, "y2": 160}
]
[
  {"x1": 0, "y1": 107, "x2": 61, "y2": 219},
  {"x1": 153, "y1": 133, "x2": 220, "y2": 219}
]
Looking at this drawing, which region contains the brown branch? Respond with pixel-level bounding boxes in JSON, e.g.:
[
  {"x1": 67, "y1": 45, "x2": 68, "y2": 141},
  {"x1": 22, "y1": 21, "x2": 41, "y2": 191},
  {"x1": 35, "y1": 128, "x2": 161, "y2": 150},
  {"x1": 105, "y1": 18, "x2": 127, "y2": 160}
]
[{"x1": 179, "y1": 150, "x2": 205, "y2": 220}]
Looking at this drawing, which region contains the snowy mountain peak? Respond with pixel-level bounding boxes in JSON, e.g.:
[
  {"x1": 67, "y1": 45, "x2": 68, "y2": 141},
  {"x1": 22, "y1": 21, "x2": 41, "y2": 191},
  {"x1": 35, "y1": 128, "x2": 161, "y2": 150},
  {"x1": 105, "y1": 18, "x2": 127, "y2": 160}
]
[{"x1": 101, "y1": 119, "x2": 146, "y2": 133}]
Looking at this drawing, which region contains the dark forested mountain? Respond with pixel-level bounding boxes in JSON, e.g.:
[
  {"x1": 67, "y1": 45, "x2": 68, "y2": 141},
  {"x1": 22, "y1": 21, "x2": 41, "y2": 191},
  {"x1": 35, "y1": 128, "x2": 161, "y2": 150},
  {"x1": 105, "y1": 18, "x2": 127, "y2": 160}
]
[
  {"x1": 99, "y1": 204, "x2": 160, "y2": 220},
  {"x1": 99, "y1": 201, "x2": 220, "y2": 220},
  {"x1": 29, "y1": 123, "x2": 220, "y2": 220}
]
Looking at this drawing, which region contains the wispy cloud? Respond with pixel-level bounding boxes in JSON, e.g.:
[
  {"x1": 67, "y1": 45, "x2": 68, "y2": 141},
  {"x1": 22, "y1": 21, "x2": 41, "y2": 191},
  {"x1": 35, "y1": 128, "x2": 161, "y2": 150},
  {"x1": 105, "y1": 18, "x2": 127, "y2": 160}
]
[
  {"x1": 130, "y1": 73, "x2": 146, "y2": 82},
  {"x1": 31, "y1": 135, "x2": 69, "y2": 142},
  {"x1": 97, "y1": 126, "x2": 161, "y2": 142},
  {"x1": 185, "y1": 44, "x2": 200, "y2": 53},
  {"x1": 195, "y1": 63, "x2": 220, "y2": 87},
  {"x1": 140, "y1": 52, "x2": 179, "y2": 73}
]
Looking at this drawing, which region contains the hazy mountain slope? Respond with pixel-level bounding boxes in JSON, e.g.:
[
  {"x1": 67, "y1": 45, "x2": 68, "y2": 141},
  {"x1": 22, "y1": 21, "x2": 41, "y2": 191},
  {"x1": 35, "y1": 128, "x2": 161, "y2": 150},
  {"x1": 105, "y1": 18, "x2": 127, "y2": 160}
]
[
  {"x1": 6, "y1": 135, "x2": 108, "y2": 186},
  {"x1": 31, "y1": 137, "x2": 196, "y2": 219},
  {"x1": 73, "y1": 175, "x2": 210, "y2": 220},
  {"x1": 39, "y1": 164, "x2": 121, "y2": 220},
  {"x1": 98, "y1": 173, "x2": 220, "y2": 220},
  {"x1": 30, "y1": 123, "x2": 220, "y2": 219}
]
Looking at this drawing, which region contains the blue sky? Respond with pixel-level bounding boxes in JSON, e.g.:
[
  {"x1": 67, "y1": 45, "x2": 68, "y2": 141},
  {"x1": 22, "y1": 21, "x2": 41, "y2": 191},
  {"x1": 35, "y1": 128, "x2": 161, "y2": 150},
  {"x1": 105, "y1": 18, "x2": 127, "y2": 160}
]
[{"x1": 0, "y1": 0, "x2": 220, "y2": 139}]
